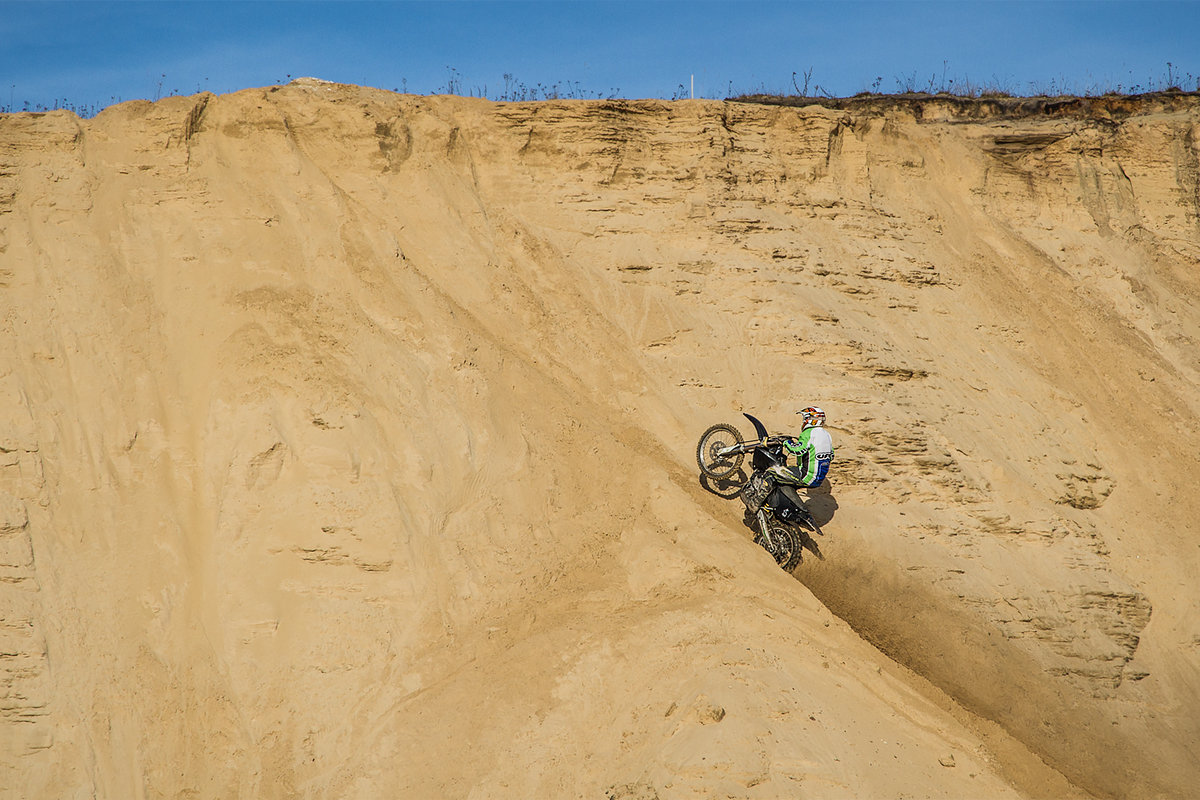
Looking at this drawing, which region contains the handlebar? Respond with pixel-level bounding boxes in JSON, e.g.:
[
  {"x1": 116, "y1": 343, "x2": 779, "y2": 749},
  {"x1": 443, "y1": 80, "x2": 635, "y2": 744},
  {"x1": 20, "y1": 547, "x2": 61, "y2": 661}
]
[{"x1": 716, "y1": 435, "x2": 791, "y2": 458}]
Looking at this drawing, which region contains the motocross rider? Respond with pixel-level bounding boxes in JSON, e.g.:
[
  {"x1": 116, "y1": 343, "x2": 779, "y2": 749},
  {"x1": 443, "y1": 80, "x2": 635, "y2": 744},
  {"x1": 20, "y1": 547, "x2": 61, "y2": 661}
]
[{"x1": 766, "y1": 406, "x2": 834, "y2": 488}]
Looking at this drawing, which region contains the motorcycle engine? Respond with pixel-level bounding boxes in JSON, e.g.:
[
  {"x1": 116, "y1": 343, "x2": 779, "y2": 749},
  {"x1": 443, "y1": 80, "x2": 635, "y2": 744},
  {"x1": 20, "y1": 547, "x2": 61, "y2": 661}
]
[{"x1": 741, "y1": 473, "x2": 769, "y2": 511}]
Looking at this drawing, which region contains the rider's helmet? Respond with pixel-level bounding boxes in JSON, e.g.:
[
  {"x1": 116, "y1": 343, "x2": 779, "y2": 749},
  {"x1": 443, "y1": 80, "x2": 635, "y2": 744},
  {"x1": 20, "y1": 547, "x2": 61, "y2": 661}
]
[{"x1": 799, "y1": 406, "x2": 826, "y2": 430}]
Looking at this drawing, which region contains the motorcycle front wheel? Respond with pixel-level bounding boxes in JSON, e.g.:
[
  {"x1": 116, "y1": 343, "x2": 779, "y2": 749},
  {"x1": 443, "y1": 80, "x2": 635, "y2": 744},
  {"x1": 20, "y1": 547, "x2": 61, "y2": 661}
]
[
  {"x1": 696, "y1": 423, "x2": 744, "y2": 480},
  {"x1": 755, "y1": 517, "x2": 802, "y2": 571}
]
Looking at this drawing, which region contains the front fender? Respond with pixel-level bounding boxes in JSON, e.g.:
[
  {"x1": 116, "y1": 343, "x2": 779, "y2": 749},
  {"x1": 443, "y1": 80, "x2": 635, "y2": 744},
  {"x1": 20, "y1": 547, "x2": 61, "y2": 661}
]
[{"x1": 742, "y1": 412, "x2": 770, "y2": 440}]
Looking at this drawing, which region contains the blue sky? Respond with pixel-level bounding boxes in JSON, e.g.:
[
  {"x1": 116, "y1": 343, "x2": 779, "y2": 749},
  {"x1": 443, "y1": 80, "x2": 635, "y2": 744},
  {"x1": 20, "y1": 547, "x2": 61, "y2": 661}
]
[{"x1": 3, "y1": 1, "x2": 1199, "y2": 114}]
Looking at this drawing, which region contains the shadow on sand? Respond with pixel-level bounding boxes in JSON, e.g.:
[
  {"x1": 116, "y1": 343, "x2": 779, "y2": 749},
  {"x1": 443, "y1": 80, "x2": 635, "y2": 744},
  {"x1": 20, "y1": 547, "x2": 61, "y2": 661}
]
[
  {"x1": 787, "y1": 481, "x2": 838, "y2": 564},
  {"x1": 698, "y1": 469, "x2": 748, "y2": 500},
  {"x1": 804, "y1": 480, "x2": 839, "y2": 528}
]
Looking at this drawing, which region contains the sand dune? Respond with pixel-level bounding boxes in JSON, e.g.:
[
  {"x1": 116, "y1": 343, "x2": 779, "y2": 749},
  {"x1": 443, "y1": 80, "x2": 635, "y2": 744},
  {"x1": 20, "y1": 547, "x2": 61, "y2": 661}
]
[{"x1": 1, "y1": 81, "x2": 1198, "y2": 798}]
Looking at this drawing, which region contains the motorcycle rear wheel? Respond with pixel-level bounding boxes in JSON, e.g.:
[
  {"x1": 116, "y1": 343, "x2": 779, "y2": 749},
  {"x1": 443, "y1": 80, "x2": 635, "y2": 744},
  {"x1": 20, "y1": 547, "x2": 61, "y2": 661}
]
[
  {"x1": 755, "y1": 517, "x2": 802, "y2": 571},
  {"x1": 696, "y1": 423, "x2": 744, "y2": 479}
]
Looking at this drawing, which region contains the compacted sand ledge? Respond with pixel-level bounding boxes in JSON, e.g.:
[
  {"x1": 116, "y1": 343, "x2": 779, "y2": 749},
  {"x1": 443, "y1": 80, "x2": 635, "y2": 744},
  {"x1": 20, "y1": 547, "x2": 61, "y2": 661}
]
[{"x1": 1, "y1": 83, "x2": 1198, "y2": 798}]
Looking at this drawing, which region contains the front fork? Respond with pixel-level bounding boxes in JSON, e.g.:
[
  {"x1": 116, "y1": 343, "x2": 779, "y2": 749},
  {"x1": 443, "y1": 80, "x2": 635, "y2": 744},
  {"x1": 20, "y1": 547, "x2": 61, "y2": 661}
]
[{"x1": 755, "y1": 507, "x2": 775, "y2": 548}]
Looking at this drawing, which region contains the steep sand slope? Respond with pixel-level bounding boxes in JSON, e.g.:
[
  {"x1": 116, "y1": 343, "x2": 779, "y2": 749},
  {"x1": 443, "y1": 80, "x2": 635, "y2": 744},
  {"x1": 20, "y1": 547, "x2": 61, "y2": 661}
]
[{"x1": 1, "y1": 83, "x2": 1197, "y2": 798}]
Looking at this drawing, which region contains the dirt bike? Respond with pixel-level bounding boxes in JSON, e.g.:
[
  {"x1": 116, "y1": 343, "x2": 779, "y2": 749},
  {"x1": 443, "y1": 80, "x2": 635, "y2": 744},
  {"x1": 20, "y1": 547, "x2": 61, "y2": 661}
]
[{"x1": 696, "y1": 412, "x2": 822, "y2": 571}]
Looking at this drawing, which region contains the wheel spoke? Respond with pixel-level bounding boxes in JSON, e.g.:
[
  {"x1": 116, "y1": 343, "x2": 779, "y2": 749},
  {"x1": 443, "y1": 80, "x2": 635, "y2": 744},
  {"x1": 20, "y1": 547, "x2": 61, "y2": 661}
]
[{"x1": 696, "y1": 423, "x2": 744, "y2": 479}]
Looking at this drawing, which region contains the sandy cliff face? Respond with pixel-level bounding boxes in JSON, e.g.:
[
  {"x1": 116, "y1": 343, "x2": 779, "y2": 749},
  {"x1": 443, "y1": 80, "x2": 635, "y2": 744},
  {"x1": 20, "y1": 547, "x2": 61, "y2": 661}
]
[{"x1": 1, "y1": 82, "x2": 1197, "y2": 799}]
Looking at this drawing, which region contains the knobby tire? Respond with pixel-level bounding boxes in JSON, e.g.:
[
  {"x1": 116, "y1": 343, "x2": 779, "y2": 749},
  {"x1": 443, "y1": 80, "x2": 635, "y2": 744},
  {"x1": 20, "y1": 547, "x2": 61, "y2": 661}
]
[
  {"x1": 696, "y1": 423, "x2": 744, "y2": 480},
  {"x1": 756, "y1": 517, "x2": 802, "y2": 571}
]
